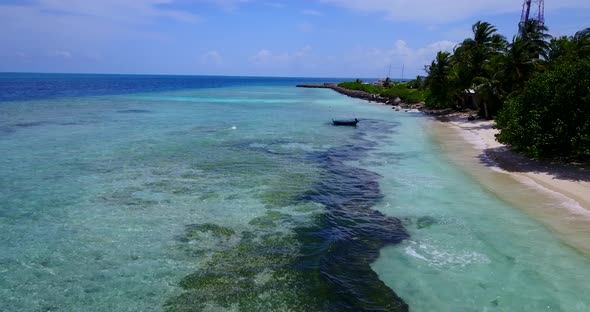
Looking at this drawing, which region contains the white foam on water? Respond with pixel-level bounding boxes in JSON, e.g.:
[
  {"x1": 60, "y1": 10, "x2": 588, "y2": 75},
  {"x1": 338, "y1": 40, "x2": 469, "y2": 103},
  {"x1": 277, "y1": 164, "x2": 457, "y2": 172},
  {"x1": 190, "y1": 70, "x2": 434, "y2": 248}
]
[
  {"x1": 404, "y1": 240, "x2": 491, "y2": 269},
  {"x1": 278, "y1": 142, "x2": 317, "y2": 152},
  {"x1": 454, "y1": 123, "x2": 590, "y2": 218},
  {"x1": 3, "y1": 83, "x2": 590, "y2": 311},
  {"x1": 447, "y1": 123, "x2": 488, "y2": 149},
  {"x1": 512, "y1": 174, "x2": 590, "y2": 218},
  {"x1": 249, "y1": 143, "x2": 267, "y2": 148},
  {"x1": 121, "y1": 95, "x2": 299, "y2": 104},
  {"x1": 369, "y1": 115, "x2": 590, "y2": 312},
  {"x1": 454, "y1": 125, "x2": 507, "y2": 174}
]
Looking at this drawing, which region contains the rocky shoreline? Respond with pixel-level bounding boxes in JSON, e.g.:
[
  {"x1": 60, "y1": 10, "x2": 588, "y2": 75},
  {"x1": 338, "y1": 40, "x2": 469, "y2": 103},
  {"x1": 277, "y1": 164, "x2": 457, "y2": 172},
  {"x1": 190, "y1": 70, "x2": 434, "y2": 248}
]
[{"x1": 296, "y1": 84, "x2": 454, "y2": 115}]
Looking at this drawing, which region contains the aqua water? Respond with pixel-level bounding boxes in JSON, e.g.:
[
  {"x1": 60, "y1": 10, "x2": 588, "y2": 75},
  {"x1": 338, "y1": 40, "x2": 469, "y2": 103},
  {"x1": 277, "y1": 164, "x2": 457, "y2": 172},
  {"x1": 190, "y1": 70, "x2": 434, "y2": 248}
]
[{"x1": 0, "y1": 74, "x2": 589, "y2": 311}]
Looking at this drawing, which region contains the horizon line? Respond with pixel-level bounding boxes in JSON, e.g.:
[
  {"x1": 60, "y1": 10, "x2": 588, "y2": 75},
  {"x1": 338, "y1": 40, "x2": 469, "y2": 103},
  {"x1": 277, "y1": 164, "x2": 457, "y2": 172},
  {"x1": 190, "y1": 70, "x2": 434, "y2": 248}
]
[{"x1": 0, "y1": 71, "x2": 417, "y2": 81}]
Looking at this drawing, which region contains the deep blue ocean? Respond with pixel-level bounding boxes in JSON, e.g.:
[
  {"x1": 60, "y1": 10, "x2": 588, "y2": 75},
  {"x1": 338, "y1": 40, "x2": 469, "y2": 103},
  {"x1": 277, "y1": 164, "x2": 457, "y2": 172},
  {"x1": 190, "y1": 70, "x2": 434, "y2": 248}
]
[
  {"x1": 1, "y1": 73, "x2": 589, "y2": 311},
  {"x1": 0, "y1": 73, "x2": 356, "y2": 102}
]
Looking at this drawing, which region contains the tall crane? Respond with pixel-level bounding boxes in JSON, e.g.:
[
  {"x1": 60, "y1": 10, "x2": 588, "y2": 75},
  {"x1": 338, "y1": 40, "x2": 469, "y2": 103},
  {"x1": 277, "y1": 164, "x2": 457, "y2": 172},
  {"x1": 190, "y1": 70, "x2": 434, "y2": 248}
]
[{"x1": 519, "y1": 0, "x2": 545, "y2": 33}]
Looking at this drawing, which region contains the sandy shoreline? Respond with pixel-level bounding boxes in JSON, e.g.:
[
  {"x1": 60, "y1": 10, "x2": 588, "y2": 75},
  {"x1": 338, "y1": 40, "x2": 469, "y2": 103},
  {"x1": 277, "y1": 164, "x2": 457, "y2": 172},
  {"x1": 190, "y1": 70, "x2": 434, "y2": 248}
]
[
  {"x1": 438, "y1": 116, "x2": 590, "y2": 211},
  {"x1": 431, "y1": 115, "x2": 590, "y2": 255},
  {"x1": 324, "y1": 84, "x2": 590, "y2": 212},
  {"x1": 322, "y1": 85, "x2": 590, "y2": 211}
]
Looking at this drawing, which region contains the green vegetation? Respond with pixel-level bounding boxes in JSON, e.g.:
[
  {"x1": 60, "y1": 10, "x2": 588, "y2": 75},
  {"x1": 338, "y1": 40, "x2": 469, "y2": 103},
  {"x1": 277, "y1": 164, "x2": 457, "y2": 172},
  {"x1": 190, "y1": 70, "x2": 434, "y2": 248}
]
[
  {"x1": 336, "y1": 21, "x2": 589, "y2": 159},
  {"x1": 184, "y1": 223, "x2": 236, "y2": 239},
  {"x1": 425, "y1": 21, "x2": 511, "y2": 116},
  {"x1": 167, "y1": 213, "x2": 408, "y2": 311},
  {"x1": 248, "y1": 211, "x2": 292, "y2": 228},
  {"x1": 338, "y1": 80, "x2": 426, "y2": 104},
  {"x1": 423, "y1": 20, "x2": 590, "y2": 159},
  {"x1": 424, "y1": 51, "x2": 453, "y2": 108},
  {"x1": 258, "y1": 172, "x2": 313, "y2": 207},
  {"x1": 496, "y1": 59, "x2": 590, "y2": 158},
  {"x1": 166, "y1": 230, "x2": 319, "y2": 311},
  {"x1": 406, "y1": 76, "x2": 425, "y2": 90}
]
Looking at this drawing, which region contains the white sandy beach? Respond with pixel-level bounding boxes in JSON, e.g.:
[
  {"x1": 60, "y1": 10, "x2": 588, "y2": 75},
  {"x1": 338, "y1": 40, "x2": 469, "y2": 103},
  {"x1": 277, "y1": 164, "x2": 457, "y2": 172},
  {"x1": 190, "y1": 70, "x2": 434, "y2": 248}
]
[
  {"x1": 433, "y1": 115, "x2": 590, "y2": 255},
  {"x1": 443, "y1": 116, "x2": 590, "y2": 210}
]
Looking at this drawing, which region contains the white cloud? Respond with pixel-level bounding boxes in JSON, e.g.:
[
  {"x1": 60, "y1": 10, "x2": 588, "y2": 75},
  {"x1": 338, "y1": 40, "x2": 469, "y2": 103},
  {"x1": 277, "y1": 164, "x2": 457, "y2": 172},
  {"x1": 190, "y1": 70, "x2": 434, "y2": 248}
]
[
  {"x1": 296, "y1": 21, "x2": 314, "y2": 33},
  {"x1": 32, "y1": 0, "x2": 200, "y2": 24},
  {"x1": 201, "y1": 50, "x2": 224, "y2": 65},
  {"x1": 49, "y1": 50, "x2": 72, "y2": 58},
  {"x1": 201, "y1": 0, "x2": 250, "y2": 12},
  {"x1": 320, "y1": 0, "x2": 590, "y2": 23},
  {"x1": 443, "y1": 26, "x2": 474, "y2": 42},
  {"x1": 0, "y1": 2, "x2": 172, "y2": 56},
  {"x1": 247, "y1": 46, "x2": 327, "y2": 76},
  {"x1": 251, "y1": 49, "x2": 275, "y2": 65},
  {"x1": 251, "y1": 46, "x2": 313, "y2": 66},
  {"x1": 302, "y1": 9, "x2": 322, "y2": 16},
  {"x1": 265, "y1": 2, "x2": 286, "y2": 9},
  {"x1": 0, "y1": 0, "x2": 202, "y2": 60},
  {"x1": 343, "y1": 40, "x2": 456, "y2": 77},
  {"x1": 246, "y1": 41, "x2": 456, "y2": 78},
  {"x1": 85, "y1": 51, "x2": 103, "y2": 61}
]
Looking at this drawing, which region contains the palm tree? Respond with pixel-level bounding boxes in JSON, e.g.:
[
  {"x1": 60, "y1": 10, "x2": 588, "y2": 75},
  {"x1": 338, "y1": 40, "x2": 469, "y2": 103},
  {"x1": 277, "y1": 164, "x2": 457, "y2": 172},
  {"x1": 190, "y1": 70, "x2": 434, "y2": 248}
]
[
  {"x1": 414, "y1": 75, "x2": 425, "y2": 90},
  {"x1": 573, "y1": 27, "x2": 590, "y2": 58},
  {"x1": 459, "y1": 21, "x2": 507, "y2": 82},
  {"x1": 383, "y1": 77, "x2": 392, "y2": 88},
  {"x1": 425, "y1": 51, "x2": 453, "y2": 107},
  {"x1": 426, "y1": 52, "x2": 451, "y2": 81},
  {"x1": 468, "y1": 21, "x2": 507, "y2": 51},
  {"x1": 448, "y1": 21, "x2": 506, "y2": 114},
  {"x1": 473, "y1": 75, "x2": 503, "y2": 119},
  {"x1": 501, "y1": 36, "x2": 538, "y2": 92},
  {"x1": 547, "y1": 27, "x2": 590, "y2": 66},
  {"x1": 547, "y1": 36, "x2": 572, "y2": 64},
  {"x1": 449, "y1": 21, "x2": 507, "y2": 98},
  {"x1": 519, "y1": 20, "x2": 552, "y2": 59}
]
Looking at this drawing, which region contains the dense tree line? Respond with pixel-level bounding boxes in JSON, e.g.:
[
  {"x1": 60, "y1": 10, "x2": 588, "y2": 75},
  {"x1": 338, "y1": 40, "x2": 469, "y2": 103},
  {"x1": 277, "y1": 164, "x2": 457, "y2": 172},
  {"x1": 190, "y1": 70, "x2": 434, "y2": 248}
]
[
  {"x1": 337, "y1": 81, "x2": 426, "y2": 104},
  {"x1": 424, "y1": 21, "x2": 590, "y2": 158}
]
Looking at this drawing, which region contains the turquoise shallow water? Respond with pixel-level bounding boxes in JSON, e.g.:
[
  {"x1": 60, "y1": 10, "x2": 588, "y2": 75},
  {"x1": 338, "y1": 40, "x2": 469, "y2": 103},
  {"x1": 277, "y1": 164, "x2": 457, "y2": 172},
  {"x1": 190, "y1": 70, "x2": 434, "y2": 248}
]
[
  {"x1": 368, "y1": 116, "x2": 590, "y2": 311},
  {"x1": 1, "y1": 75, "x2": 590, "y2": 311}
]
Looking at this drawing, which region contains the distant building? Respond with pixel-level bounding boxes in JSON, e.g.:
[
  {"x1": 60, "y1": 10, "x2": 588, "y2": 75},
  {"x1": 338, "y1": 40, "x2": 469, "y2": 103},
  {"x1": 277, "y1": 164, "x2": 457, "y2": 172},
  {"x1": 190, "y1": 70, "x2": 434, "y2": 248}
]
[{"x1": 462, "y1": 89, "x2": 481, "y2": 109}]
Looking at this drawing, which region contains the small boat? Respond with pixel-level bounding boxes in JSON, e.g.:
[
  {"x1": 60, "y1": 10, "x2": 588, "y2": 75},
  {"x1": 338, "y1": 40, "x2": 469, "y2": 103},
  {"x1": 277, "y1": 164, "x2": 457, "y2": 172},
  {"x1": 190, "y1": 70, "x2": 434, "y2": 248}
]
[{"x1": 332, "y1": 118, "x2": 359, "y2": 126}]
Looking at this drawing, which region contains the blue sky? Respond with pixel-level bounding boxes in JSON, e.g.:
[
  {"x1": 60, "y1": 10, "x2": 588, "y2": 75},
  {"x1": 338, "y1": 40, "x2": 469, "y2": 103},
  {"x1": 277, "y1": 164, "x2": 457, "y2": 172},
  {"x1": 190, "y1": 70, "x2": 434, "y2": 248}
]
[{"x1": 1, "y1": 0, "x2": 589, "y2": 78}]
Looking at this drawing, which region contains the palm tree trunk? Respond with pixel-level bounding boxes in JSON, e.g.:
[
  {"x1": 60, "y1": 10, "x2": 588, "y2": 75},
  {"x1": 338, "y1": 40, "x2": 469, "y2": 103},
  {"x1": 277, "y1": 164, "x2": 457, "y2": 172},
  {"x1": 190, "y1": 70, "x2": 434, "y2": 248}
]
[{"x1": 483, "y1": 100, "x2": 489, "y2": 119}]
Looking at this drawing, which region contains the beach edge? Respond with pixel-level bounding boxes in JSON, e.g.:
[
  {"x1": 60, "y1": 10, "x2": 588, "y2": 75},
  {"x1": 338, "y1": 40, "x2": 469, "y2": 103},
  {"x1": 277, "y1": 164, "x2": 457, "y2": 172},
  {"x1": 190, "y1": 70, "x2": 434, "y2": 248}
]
[{"x1": 436, "y1": 116, "x2": 590, "y2": 212}]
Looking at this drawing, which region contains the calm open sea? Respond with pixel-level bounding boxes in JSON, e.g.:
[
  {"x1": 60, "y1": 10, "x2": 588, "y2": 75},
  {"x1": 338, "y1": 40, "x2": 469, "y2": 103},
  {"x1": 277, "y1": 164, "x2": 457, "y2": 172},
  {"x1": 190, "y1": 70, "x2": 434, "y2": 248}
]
[{"x1": 1, "y1": 73, "x2": 589, "y2": 311}]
